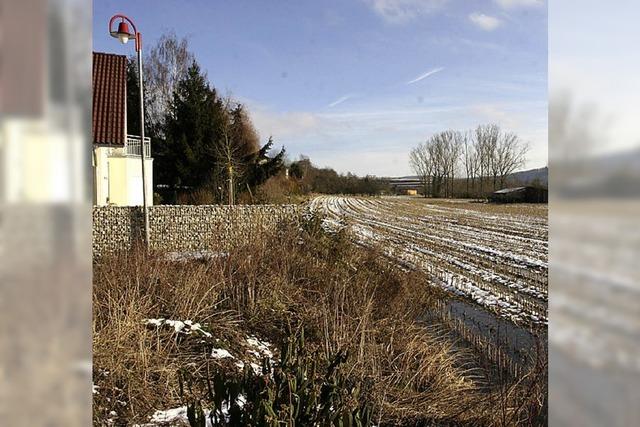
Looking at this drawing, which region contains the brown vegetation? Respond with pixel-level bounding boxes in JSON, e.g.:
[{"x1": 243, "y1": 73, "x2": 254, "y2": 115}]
[{"x1": 93, "y1": 218, "x2": 546, "y2": 425}]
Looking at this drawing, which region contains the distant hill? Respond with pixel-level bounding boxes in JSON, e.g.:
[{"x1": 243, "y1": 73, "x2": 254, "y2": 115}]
[{"x1": 508, "y1": 167, "x2": 548, "y2": 187}]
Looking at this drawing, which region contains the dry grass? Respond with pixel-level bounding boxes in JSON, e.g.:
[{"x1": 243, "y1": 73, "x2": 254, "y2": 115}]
[{"x1": 93, "y1": 218, "x2": 546, "y2": 426}]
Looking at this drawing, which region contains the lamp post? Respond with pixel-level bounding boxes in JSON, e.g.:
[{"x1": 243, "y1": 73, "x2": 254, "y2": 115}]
[{"x1": 109, "y1": 14, "x2": 150, "y2": 248}]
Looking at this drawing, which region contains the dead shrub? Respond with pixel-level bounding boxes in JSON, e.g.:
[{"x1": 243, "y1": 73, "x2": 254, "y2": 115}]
[
  {"x1": 176, "y1": 188, "x2": 217, "y2": 205},
  {"x1": 254, "y1": 175, "x2": 299, "y2": 204},
  {"x1": 93, "y1": 218, "x2": 544, "y2": 425}
]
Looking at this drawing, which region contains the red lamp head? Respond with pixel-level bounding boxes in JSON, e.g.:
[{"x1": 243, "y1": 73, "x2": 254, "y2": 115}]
[
  {"x1": 110, "y1": 20, "x2": 133, "y2": 45},
  {"x1": 109, "y1": 14, "x2": 141, "y2": 51}
]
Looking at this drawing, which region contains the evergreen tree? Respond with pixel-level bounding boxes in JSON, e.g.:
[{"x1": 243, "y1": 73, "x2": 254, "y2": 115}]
[
  {"x1": 244, "y1": 137, "x2": 286, "y2": 188},
  {"x1": 156, "y1": 62, "x2": 226, "y2": 196},
  {"x1": 149, "y1": 59, "x2": 286, "y2": 204}
]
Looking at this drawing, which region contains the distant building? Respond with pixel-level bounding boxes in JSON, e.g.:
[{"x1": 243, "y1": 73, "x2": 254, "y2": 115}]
[
  {"x1": 92, "y1": 52, "x2": 153, "y2": 206},
  {"x1": 388, "y1": 176, "x2": 423, "y2": 194},
  {"x1": 489, "y1": 186, "x2": 548, "y2": 203}
]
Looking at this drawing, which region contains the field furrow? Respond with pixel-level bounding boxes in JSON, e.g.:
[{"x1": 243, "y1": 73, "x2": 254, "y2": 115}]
[{"x1": 310, "y1": 195, "x2": 548, "y2": 328}]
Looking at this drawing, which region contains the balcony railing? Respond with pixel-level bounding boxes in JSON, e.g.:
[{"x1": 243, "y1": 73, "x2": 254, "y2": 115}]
[{"x1": 125, "y1": 135, "x2": 151, "y2": 158}]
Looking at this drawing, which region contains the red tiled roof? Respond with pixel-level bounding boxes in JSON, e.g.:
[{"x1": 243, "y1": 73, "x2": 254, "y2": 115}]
[{"x1": 93, "y1": 52, "x2": 127, "y2": 145}]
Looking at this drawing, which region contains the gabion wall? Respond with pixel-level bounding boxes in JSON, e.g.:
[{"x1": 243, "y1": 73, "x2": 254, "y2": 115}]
[{"x1": 93, "y1": 205, "x2": 303, "y2": 257}]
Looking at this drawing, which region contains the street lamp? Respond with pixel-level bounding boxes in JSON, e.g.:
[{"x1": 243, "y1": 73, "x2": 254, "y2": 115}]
[{"x1": 109, "y1": 14, "x2": 150, "y2": 248}]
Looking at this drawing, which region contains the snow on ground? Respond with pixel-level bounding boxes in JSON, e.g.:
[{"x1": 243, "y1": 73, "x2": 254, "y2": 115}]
[
  {"x1": 136, "y1": 395, "x2": 248, "y2": 427},
  {"x1": 133, "y1": 334, "x2": 275, "y2": 425},
  {"x1": 211, "y1": 348, "x2": 234, "y2": 359},
  {"x1": 208, "y1": 335, "x2": 275, "y2": 375},
  {"x1": 143, "y1": 318, "x2": 277, "y2": 370},
  {"x1": 310, "y1": 196, "x2": 548, "y2": 327},
  {"x1": 246, "y1": 335, "x2": 274, "y2": 358},
  {"x1": 144, "y1": 319, "x2": 212, "y2": 337}
]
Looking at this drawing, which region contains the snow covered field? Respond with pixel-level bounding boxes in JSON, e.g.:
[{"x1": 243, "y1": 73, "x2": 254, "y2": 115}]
[{"x1": 310, "y1": 196, "x2": 548, "y2": 328}]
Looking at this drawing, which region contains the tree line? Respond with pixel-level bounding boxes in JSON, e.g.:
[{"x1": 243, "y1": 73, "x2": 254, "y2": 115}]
[
  {"x1": 409, "y1": 124, "x2": 529, "y2": 198},
  {"x1": 229, "y1": 155, "x2": 386, "y2": 205},
  {"x1": 289, "y1": 156, "x2": 386, "y2": 196},
  {"x1": 127, "y1": 31, "x2": 285, "y2": 205}
]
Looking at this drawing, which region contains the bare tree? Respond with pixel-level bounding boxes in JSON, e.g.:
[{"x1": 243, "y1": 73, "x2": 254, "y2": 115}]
[
  {"x1": 428, "y1": 133, "x2": 447, "y2": 197},
  {"x1": 473, "y1": 124, "x2": 530, "y2": 195},
  {"x1": 495, "y1": 132, "x2": 529, "y2": 188},
  {"x1": 409, "y1": 132, "x2": 460, "y2": 198},
  {"x1": 449, "y1": 131, "x2": 465, "y2": 197},
  {"x1": 463, "y1": 133, "x2": 478, "y2": 197},
  {"x1": 215, "y1": 98, "x2": 246, "y2": 205},
  {"x1": 417, "y1": 131, "x2": 461, "y2": 198},
  {"x1": 412, "y1": 124, "x2": 529, "y2": 200},
  {"x1": 474, "y1": 124, "x2": 500, "y2": 196},
  {"x1": 144, "y1": 31, "x2": 195, "y2": 133},
  {"x1": 409, "y1": 142, "x2": 433, "y2": 197}
]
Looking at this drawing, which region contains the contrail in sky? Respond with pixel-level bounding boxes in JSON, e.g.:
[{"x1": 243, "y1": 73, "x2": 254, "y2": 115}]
[
  {"x1": 328, "y1": 95, "x2": 353, "y2": 108},
  {"x1": 407, "y1": 67, "x2": 444, "y2": 84}
]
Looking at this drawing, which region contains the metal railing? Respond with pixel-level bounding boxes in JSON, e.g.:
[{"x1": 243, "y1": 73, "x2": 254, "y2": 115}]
[{"x1": 125, "y1": 135, "x2": 151, "y2": 157}]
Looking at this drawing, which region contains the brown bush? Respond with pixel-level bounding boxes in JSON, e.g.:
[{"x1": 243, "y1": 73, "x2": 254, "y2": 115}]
[
  {"x1": 93, "y1": 220, "x2": 544, "y2": 425},
  {"x1": 253, "y1": 174, "x2": 299, "y2": 204},
  {"x1": 176, "y1": 188, "x2": 217, "y2": 205}
]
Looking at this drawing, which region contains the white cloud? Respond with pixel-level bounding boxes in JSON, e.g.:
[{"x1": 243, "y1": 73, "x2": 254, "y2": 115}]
[
  {"x1": 363, "y1": 0, "x2": 449, "y2": 24},
  {"x1": 251, "y1": 108, "x2": 322, "y2": 140},
  {"x1": 494, "y1": 0, "x2": 544, "y2": 9},
  {"x1": 310, "y1": 150, "x2": 408, "y2": 177},
  {"x1": 469, "y1": 13, "x2": 502, "y2": 31},
  {"x1": 247, "y1": 93, "x2": 547, "y2": 174},
  {"x1": 407, "y1": 67, "x2": 444, "y2": 84},
  {"x1": 328, "y1": 95, "x2": 354, "y2": 108}
]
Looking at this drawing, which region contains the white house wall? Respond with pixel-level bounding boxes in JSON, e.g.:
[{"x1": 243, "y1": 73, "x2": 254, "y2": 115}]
[{"x1": 93, "y1": 146, "x2": 153, "y2": 206}]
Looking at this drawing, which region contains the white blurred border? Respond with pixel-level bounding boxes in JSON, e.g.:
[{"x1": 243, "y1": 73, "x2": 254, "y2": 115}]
[
  {"x1": 0, "y1": 0, "x2": 92, "y2": 425},
  {"x1": 550, "y1": 1, "x2": 640, "y2": 426}
]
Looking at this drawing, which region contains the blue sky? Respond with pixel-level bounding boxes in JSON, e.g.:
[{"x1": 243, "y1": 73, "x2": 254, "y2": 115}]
[{"x1": 94, "y1": 0, "x2": 547, "y2": 176}]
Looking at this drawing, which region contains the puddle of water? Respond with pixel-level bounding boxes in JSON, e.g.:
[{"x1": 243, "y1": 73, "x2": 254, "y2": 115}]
[{"x1": 426, "y1": 298, "x2": 547, "y2": 371}]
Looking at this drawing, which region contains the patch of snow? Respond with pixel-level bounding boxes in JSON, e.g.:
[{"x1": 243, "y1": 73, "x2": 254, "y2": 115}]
[
  {"x1": 246, "y1": 336, "x2": 274, "y2": 358},
  {"x1": 145, "y1": 318, "x2": 164, "y2": 327},
  {"x1": 149, "y1": 406, "x2": 187, "y2": 424},
  {"x1": 137, "y1": 395, "x2": 247, "y2": 426},
  {"x1": 144, "y1": 318, "x2": 212, "y2": 337},
  {"x1": 165, "y1": 320, "x2": 186, "y2": 333},
  {"x1": 211, "y1": 348, "x2": 234, "y2": 359}
]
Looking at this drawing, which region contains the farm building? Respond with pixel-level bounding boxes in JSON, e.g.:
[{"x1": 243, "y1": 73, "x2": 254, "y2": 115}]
[
  {"x1": 388, "y1": 176, "x2": 423, "y2": 194},
  {"x1": 489, "y1": 186, "x2": 548, "y2": 203}
]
